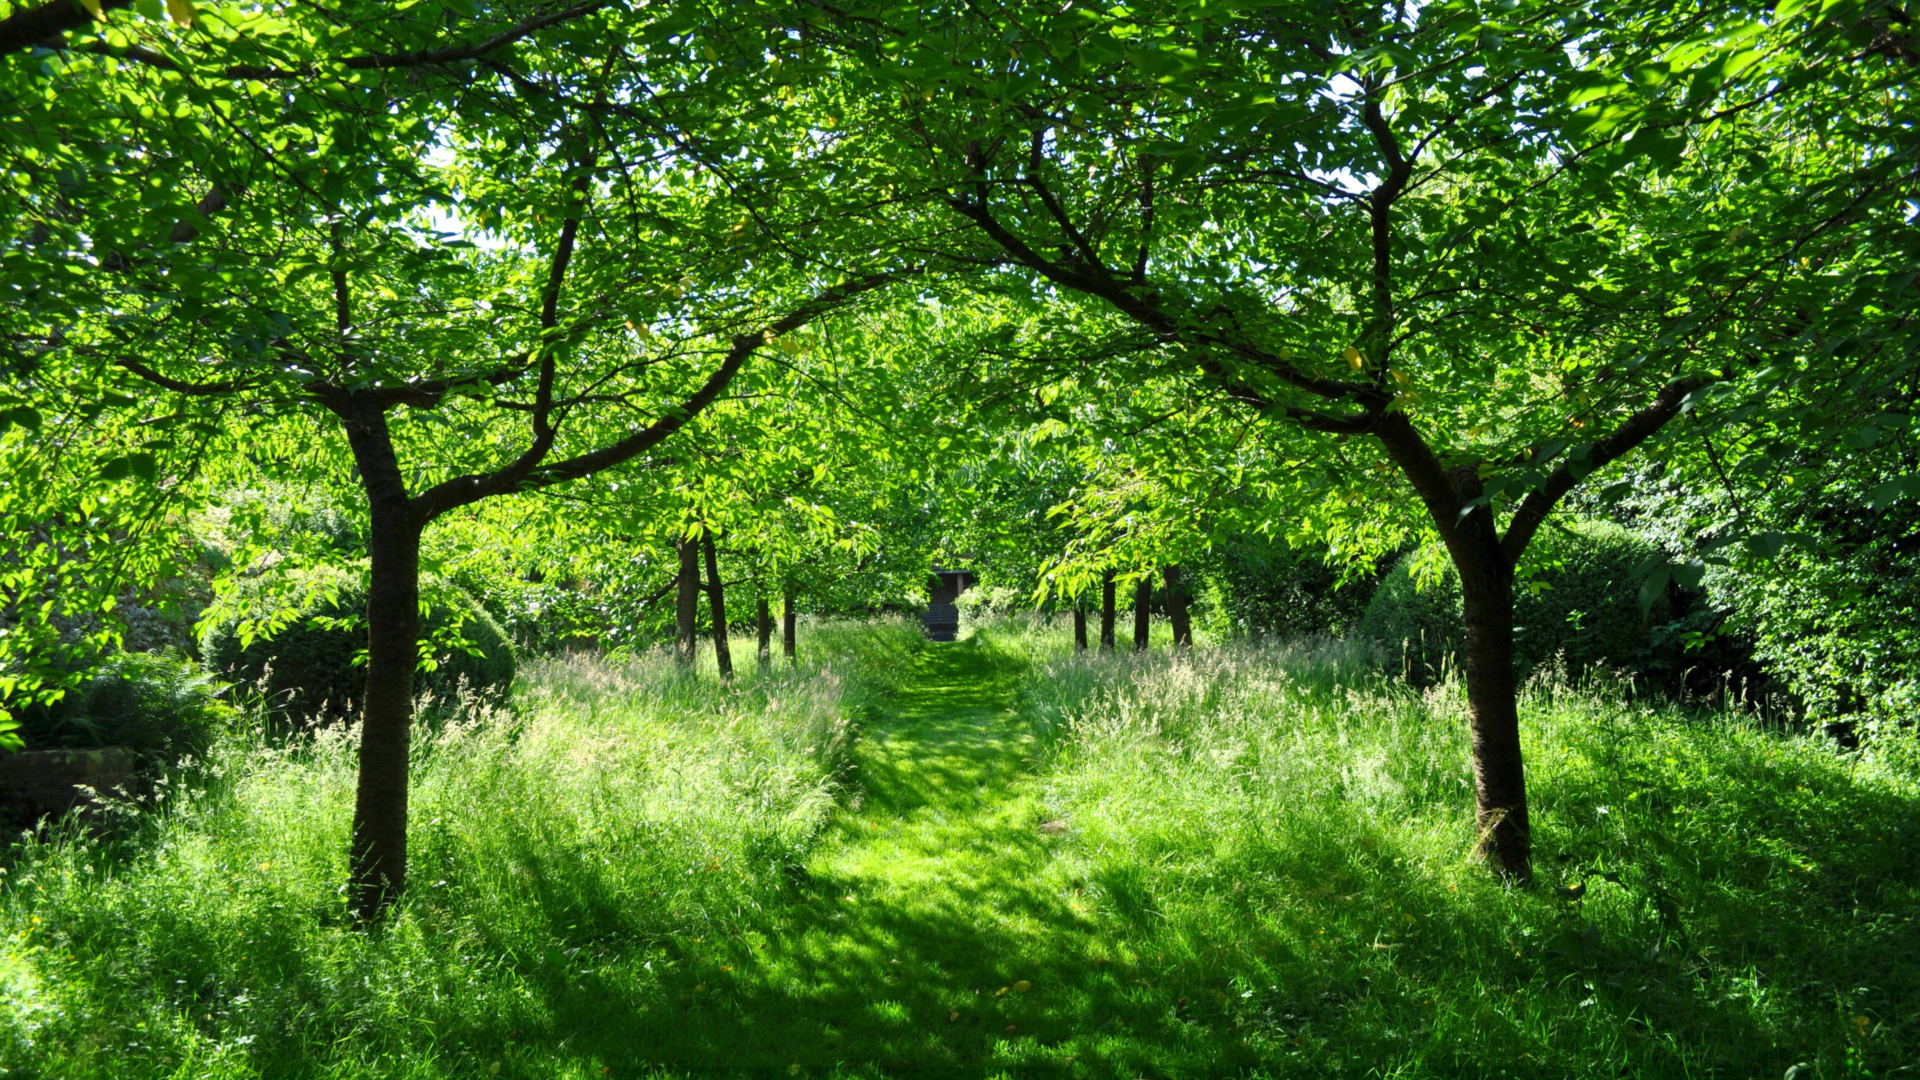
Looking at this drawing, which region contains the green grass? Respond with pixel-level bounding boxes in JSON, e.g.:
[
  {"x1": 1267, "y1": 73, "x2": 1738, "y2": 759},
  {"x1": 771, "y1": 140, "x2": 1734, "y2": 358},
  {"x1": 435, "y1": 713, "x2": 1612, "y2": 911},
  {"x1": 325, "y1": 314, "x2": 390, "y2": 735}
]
[{"x1": 2, "y1": 618, "x2": 1917, "y2": 1077}]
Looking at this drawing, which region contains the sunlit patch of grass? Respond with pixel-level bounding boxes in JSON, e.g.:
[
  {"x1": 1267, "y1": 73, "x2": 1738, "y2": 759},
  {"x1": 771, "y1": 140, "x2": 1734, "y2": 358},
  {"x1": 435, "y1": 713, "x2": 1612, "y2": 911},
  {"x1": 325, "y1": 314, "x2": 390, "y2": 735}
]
[
  {"x1": 5, "y1": 617, "x2": 1917, "y2": 1078},
  {"x1": 0, "y1": 620, "x2": 923, "y2": 1079},
  {"x1": 1021, "y1": 630, "x2": 1920, "y2": 1077}
]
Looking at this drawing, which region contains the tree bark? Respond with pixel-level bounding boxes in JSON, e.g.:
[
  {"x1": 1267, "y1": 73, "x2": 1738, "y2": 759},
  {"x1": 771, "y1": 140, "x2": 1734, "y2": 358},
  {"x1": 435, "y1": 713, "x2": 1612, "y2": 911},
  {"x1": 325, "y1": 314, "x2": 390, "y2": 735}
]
[
  {"x1": 675, "y1": 537, "x2": 699, "y2": 670},
  {"x1": 1133, "y1": 577, "x2": 1152, "y2": 653},
  {"x1": 1455, "y1": 534, "x2": 1529, "y2": 879},
  {"x1": 757, "y1": 597, "x2": 772, "y2": 668},
  {"x1": 1164, "y1": 565, "x2": 1192, "y2": 649},
  {"x1": 782, "y1": 593, "x2": 796, "y2": 664},
  {"x1": 702, "y1": 527, "x2": 732, "y2": 679},
  {"x1": 1099, "y1": 570, "x2": 1116, "y2": 652},
  {"x1": 1072, "y1": 604, "x2": 1087, "y2": 653},
  {"x1": 342, "y1": 404, "x2": 423, "y2": 922},
  {"x1": 1373, "y1": 419, "x2": 1534, "y2": 881}
]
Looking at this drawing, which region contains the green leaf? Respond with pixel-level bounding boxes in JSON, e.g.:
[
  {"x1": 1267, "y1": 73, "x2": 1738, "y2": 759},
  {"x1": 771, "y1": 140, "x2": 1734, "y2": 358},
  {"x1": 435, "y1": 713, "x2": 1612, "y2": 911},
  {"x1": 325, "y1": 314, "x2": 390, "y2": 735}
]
[
  {"x1": 1638, "y1": 564, "x2": 1672, "y2": 614},
  {"x1": 1844, "y1": 424, "x2": 1880, "y2": 449},
  {"x1": 1866, "y1": 476, "x2": 1920, "y2": 509}
]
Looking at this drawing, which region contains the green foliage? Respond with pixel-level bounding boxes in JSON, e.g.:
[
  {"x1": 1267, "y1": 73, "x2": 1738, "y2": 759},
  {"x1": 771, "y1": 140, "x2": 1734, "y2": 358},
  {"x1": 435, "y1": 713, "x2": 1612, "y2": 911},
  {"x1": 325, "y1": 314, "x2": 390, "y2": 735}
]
[
  {"x1": 5, "y1": 619, "x2": 1920, "y2": 1075},
  {"x1": 14, "y1": 652, "x2": 231, "y2": 763},
  {"x1": 1360, "y1": 521, "x2": 1670, "y2": 684},
  {"x1": 0, "y1": 624, "x2": 909, "y2": 1076},
  {"x1": 1200, "y1": 539, "x2": 1381, "y2": 640},
  {"x1": 200, "y1": 566, "x2": 514, "y2": 723},
  {"x1": 1023, "y1": 633, "x2": 1920, "y2": 1077}
]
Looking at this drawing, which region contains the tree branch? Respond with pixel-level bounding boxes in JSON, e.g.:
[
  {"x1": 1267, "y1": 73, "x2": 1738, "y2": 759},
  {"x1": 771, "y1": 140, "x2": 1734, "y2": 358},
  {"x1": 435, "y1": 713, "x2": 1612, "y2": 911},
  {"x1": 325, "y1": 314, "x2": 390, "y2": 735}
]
[
  {"x1": 116, "y1": 356, "x2": 250, "y2": 396},
  {"x1": 409, "y1": 271, "x2": 907, "y2": 522},
  {"x1": 1499, "y1": 374, "x2": 1711, "y2": 562}
]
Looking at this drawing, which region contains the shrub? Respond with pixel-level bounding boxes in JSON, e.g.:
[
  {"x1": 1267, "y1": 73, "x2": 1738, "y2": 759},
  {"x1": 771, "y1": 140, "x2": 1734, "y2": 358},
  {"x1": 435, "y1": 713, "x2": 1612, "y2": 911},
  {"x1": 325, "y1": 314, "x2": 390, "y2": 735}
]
[
  {"x1": 1198, "y1": 539, "x2": 1382, "y2": 640},
  {"x1": 15, "y1": 651, "x2": 231, "y2": 762},
  {"x1": 1359, "y1": 519, "x2": 1670, "y2": 684},
  {"x1": 199, "y1": 565, "x2": 515, "y2": 722}
]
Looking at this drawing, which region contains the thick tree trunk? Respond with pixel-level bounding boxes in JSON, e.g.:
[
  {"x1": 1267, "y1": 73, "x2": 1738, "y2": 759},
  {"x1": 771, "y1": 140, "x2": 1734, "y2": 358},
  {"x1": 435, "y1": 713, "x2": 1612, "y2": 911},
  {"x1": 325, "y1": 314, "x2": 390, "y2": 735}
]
[
  {"x1": 1099, "y1": 570, "x2": 1116, "y2": 652},
  {"x1": 1163, "y1": 565, "x2": 1192, "y2": 649},
  {"x1": 1072, "y1": 605, "x2": 1087, "y2": 653},
  {"x1": 1456, "y1": 544, "x2": 1529, "y2": 880},
  {"x1": 1133, "y1": 578, "x2": 1152, "y2": 653},
  {"x1": 757, "y1": 597, "x2": 772, "y2": 668},
  {"x1": 675, "y1": 537, "x2": 699, "y2": 670},
  {"x1": 782, "y1": 593, "x2": 796, "y2": 665},
  {"x1": 1370, "y1": 416, "x2": 1535, "y2": 882},
  {"x1": 702, "y1": 528, "x2": 732, "y2": 679},
  {"x1": 343, "y1": 406, "x2": 423, "y2": 922}
]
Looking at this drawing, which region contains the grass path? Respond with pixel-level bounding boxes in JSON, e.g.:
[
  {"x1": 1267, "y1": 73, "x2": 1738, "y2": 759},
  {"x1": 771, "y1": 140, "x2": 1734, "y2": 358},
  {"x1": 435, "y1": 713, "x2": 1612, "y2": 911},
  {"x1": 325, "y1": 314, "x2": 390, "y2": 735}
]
[{"x1": 638, "y1": 634, "x2": 1228, "y2": 1075}]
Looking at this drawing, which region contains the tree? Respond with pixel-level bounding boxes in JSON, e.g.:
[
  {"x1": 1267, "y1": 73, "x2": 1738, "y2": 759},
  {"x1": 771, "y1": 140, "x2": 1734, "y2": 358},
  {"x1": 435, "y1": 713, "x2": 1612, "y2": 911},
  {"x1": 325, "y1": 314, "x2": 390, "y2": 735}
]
[
  {"x1": 10, "y1": 0, "x2": 922, "y2": 917},
  {"x1": 819, "y1": 0, "x2": 1910, "y2": 877}
]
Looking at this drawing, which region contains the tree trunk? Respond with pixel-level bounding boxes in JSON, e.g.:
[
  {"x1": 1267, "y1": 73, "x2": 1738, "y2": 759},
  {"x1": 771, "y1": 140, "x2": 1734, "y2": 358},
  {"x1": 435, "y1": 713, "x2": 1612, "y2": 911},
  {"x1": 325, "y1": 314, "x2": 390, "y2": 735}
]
[
  {"x1": 702, "y1": 527, "x2": 732, "y2": 679},
  {"x1": 1456, "y1": 541, "x2": 1529, "y2": 880},
  {"x1": 343, "y1": 407, "x2": 423, "y2": 922},
  {"x1": 1099, "y1": 570, "x2": 1116, "y2": 652},
  {"x1": 1072, "y1": 604, "x2": 1087, "y2": 653},
  {"x1": 757, "y1": 597, "x2": 772, "y2": 668},
  {"x1": 782, "y1": 592, "x2": 796, "y2": 665},
  {"x1": 1164, "y1": 565, "x2": 1192, "y2": 648},
  {"x1": 1133, "y1": 577, "x2": 1152, "y2": 653},
  {"x1": 675, "y1": 537, "x2": 700, "y2": 670}
]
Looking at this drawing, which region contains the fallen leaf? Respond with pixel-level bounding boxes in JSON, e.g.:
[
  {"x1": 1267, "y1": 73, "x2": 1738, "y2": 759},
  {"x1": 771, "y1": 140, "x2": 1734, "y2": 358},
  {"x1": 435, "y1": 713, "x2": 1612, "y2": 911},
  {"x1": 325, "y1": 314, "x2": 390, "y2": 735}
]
[
  {"x1": 1012, "y1": 980, "x2": 1031, "y2": 993},
  {"x1": 1037, "y1": 819, "x2": 1069, "y2": 834},
  {"x1": 693, "y1": 984, "x2": 706, "y2": 992},
  {"x1": 948, "y1": 1010, "x2": 960, "y2": 1022},
  {"x1": 1004, "y1": 1024, "x2": 1018, "y2": 1035},
  {"x1": 994, "y1": 986, "x2": 1009, "y2": 997}
]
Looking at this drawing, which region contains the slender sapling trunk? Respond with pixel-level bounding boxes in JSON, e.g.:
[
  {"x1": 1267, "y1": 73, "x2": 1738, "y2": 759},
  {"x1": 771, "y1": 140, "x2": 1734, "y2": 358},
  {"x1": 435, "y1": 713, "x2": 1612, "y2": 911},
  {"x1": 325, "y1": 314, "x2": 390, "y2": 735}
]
[
  {"x1": 1072, "y1": 604, "x2": 1087, "y2": 652},
  {"x1": 675, "y1": 537, "x2": 700, "y2": 670},
  {"x1": 782, "y1": 592, "x2": 796, "y2": 664},
  {"x1": 702, "y1": 527, "x2": 732, "y2": 679},
  {"x1": 757, "y1": 597, "x2": 772, "y2": 667},
  {"x1": 1163, "y1": 565, "x2": 1192, "y2": 648},
  {"x1": 1132, "y1": 577, "x2": 1151, "y2": 653},
  {"x1": 1099, "y1": 570, "x2": 1116, "y2": 652}
]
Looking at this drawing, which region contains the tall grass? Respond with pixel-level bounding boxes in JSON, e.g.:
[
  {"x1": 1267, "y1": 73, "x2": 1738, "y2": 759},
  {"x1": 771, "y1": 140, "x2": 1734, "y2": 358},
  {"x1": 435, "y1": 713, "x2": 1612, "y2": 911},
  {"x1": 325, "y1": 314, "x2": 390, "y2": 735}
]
[
  {"x1": 1018, "y1": 631, "x2": 1920, "y2": 1077},
  {"x1": 0, "y1": 618, "x2": 922, "y2": 1078}
]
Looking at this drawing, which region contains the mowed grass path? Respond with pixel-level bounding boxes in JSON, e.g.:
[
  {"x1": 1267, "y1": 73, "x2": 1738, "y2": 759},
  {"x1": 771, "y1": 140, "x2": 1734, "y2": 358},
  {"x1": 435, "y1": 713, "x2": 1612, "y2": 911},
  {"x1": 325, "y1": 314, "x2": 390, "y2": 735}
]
[{"x1": 633, "y1": 634, "x2": 1230, "y2": 1075}]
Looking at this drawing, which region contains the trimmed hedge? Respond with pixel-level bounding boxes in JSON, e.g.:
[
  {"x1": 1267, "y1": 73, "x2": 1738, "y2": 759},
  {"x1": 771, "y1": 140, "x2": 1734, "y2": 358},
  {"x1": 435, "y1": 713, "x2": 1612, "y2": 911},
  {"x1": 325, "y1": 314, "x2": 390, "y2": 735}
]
[
  {"x1": 201, "y1": 566, "x2": 515, "y2": 723},
  {"x1": 1360, "y1": 520, "x2": 1670, "y2": 685}
]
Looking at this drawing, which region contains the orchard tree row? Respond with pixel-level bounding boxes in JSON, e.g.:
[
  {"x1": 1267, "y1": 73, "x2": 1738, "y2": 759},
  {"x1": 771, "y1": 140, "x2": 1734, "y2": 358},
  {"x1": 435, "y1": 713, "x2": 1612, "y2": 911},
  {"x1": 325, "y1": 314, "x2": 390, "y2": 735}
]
[{"x1": 2, "y1": 0, "x2": 1913, "y2": 916}]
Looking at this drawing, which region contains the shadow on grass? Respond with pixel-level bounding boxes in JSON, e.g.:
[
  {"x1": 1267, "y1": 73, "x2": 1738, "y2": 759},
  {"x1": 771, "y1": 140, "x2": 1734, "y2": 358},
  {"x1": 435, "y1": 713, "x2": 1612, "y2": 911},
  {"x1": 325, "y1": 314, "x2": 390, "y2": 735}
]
[
  {"x1": 328, "y1": 638, "x2": 1920, "y2": 1080},
  {"x1": 434, "y1": 633, "x2": 1272, "y2": 1077}
]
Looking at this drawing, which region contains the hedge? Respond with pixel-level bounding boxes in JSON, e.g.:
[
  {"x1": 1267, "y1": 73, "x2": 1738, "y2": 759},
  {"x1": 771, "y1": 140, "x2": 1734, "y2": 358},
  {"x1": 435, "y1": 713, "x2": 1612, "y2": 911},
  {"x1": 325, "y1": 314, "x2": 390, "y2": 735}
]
[
  {"x1": 201, "y1": 565, "x2": 515, "y2": 723},
  {"x1": 1359, "y1": 520, "x2": 1670, "y2": 685}
]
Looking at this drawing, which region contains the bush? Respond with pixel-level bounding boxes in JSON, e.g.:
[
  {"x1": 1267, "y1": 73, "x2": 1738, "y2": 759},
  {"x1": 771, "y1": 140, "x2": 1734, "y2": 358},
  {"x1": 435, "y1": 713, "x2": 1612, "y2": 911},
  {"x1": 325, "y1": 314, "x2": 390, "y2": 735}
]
[
  {"x1": 15, "y1": 651, "x2": 231, "y2": 762},
  {"x1": 200, "y1": 565, "x2": 516, "y2": 722},
  {"x1": 1359, "y1": 519, "x2": 1670, "y2": 684},
  {"x1": 1200, "y1": 539, "x2": 1381, "y2": 639}
]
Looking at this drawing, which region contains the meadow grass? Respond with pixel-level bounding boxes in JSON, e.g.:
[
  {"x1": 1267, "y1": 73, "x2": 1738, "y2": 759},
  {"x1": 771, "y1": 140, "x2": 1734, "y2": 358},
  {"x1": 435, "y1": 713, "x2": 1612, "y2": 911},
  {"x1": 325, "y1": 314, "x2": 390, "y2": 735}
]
[
  {"x1": 1015, "y1": 625, "x2": 1920, "y2": 1078},
  {"x1": 0, "y1": 615, "x2": 1915, "y2": 1078},
  {"x1": 0, "y1": 618, "x2": 920, "y2": 1079}
]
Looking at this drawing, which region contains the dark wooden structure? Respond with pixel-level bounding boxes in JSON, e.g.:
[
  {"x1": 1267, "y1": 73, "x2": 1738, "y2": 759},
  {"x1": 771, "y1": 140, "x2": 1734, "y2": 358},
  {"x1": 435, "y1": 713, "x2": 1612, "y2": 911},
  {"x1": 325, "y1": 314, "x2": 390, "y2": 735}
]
[{"x1": 923, "y1": 567, "x2": 976, "y2": 641}]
